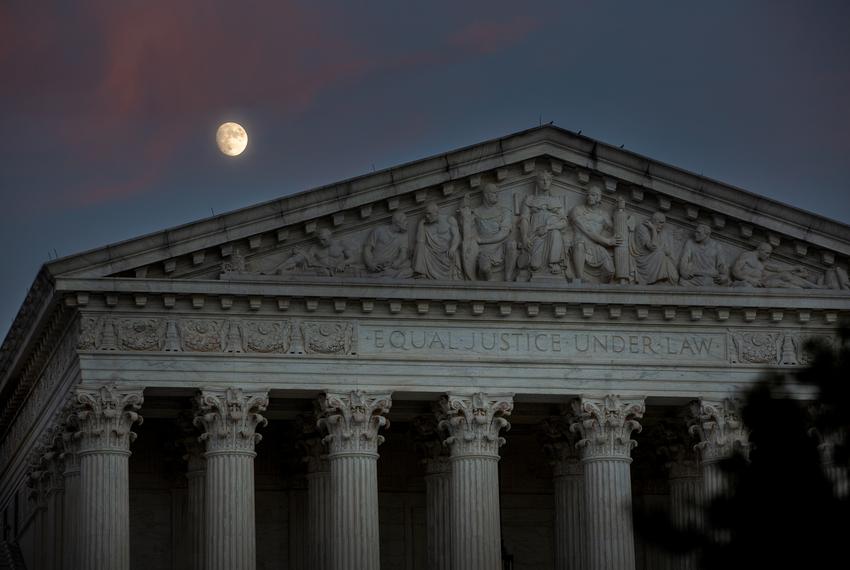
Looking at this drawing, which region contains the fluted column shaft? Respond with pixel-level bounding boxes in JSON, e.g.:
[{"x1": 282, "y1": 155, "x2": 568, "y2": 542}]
[
  {"x1": 71, "y1": 385, "x2": 144, "y2": 570},
  {"x1": 553, "y1": 461, "x2": 584, "y2": 570},
  {"x1": 424, "y1": 459, "x2": 452, "y2": 570},
  {"x1": 571, "y1": 396, "x2": 645, "y2": 570},
  {"x1": 319, "y1": 390, "x2": 392, "y2": 570},
  {"x1": 306, "y1": 467, "x2": 331, "y2": 570},
  {"x1": 186, "y1": 457, "x2": 206, "y2": 570},
  {"x1": 439, "y1": 392, "x2": 514, "y2": 570},
  {"x1": 195, "y1": 387, "x2": 269, "y2": 570},
  {"x1": 669, "y1": 474, "x2": 701, "y2": 570},
  {"x1": 60, "y1": 438, "x2": 80, "y2": 570}
]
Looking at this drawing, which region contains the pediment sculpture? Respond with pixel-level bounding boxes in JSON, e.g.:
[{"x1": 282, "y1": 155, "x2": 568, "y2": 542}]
[{"x1": 222, "y1": 169, "x2": 848, "y2": 293}]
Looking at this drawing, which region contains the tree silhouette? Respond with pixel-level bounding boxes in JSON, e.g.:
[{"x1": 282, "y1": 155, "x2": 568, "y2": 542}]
[{"x1": 636, "y1": 325, "x2": 850, "y2": 568}]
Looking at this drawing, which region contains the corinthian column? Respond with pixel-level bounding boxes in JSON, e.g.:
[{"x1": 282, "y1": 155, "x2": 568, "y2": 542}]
[
  {"x1": 658, "y1": 418, "x2": 702, "y2": 570},
  {"x1": 72, "y1": 384, "x2": 144, "y2": 570},
  {"x1": 439, "y1": 392, "x2": 514, "y2": 570},
  {"x1": 194, "y1": 387, "x2": 269, "y2": 570},
  {"x1": 179, "y1": 412, "x2": 207, "y2": 570},
  {"x1": 413, "y1": 415, "x2": 452, "y2": 570},
  {"x1": 541, "y1": 401, "x2": 585, "y2": 570},
  {"x1": 689, "y1": 399, "x2": 749, "y2": 501},
  {"x1": 298, "y1": 414, "x2": 332, "y2": 570},
  {"x1": 59, "y1": 415, "x2": 81, "y2": 570},
  {"x1": 318, "y1": 390, "x2": 392, "y2": 570},
  {"x1": 570, "y1": 395, "x2": 645, "y2": 570}
]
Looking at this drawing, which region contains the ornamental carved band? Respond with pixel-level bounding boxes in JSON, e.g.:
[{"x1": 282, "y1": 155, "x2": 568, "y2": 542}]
[
  {"x1": 438, "y1": 393, "x2": 514, "y2": 458},
  {"x1": 72, "y1": 384, "x2": 144, "y2": 454},
  {"x1": 318, "y1": 390, "x2": 392, "y2": 456},
  {"x1": 194, "y1": 388, "x2": 269, "y2": 454},
  {"x1": 689, "y1": 398, "x2": 749, "y2": 463},
  {"x1": 571, "y1": 396, "x2": 645, "y2": 461}
]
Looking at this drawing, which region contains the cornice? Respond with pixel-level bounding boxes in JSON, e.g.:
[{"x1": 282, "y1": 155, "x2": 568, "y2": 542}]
[{"x1": 56, "y1": 277, "x2": 849, "y2": 323}]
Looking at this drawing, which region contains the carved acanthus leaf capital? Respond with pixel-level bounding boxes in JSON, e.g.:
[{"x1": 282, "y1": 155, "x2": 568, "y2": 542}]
[
  {"x1": 72, "y1": 384, "x2": 144, "y2": 454},
  {"x1": 296, "y1": 412, "x2": 329, "y2": 473},
  {"x1": 438, "y1": 393, "x2": 514, "y2": 458},
  {"x1": 539, "y1": 399, "x2": 583, "y2": 473},
  {"x1": 194, "y1": 388, "x2": 269, "y2": 454},
  {"x1": 689, "y1": 398, "x2": 749, "y2": 463},
  {"x1": 654, "y1": 416, "x2": 701, "y2": 478},
  {"x1": 318, "y1": 390, "x2": 392, "y2": 456},
  {"x1": 571, "y1": 395, "x2": 645, "y2": 461}
]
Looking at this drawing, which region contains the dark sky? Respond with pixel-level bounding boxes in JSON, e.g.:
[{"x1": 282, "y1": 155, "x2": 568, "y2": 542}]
[{"x1": 2, "y1": 0, "x2": 849, "y2": 337}]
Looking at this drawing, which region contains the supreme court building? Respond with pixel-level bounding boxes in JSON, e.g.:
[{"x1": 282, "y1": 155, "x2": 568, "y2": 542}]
[{"x1": 2, "y1": 126, "x2": 849, "y2": 570}]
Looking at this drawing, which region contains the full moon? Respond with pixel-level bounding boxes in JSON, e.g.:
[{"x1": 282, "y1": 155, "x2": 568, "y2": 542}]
[{"x1": 216, "y1": 122, "x2": 248, "y2": 156}]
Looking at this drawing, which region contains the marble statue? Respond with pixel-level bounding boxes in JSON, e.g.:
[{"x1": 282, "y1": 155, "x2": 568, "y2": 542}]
[
  {"x1": 569, "y1": 186, "x2": 621, "y2": 283},
  {"x1": 459, "y1": 184, "x2": 518, "y2": 281},
  {"x1": 413, "y1": 201, "x2": 461, "y2": 280},
  {"x1": 275, "y1": 228, "x2": 356, "y2": 277},
  {"x1": 519, "y1": 171, "x2": 567, "y2": 277},
  {"x1": 732, "y1": 242, "x2": 824, "y2": 288},
  {"x1": 678, "y1": 224, "x2": 728, "y2": 286},
  {"x1": 630, "y1": 212, "x2": 678, "y2": 285},
  {"x1": 363, "y1": 211, "x2": 413, "y2": 278},
  {"x1": 824, "y1": 266, "x2": 850, "y2": 290}
]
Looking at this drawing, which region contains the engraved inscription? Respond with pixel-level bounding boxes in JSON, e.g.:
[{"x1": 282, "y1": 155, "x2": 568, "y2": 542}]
[{"x1": 359, "y1": 325, "x2": 726, "y2": 363}]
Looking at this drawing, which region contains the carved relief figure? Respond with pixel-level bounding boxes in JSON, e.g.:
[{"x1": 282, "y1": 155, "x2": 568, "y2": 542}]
[
  {"x1": 823, "y1": 266, "x2": 850, "y2": 290},
  {"x1": 459, "y1": 183, "x2": 518, "y2": 281},
  {"x1": 362, "y1": 211, "x2": 412, "y2": 278},
  {"x1": 519, "y1": 171, "x2": 567, "y2": 277},
  {"x1": 569, "y1": 186, "x2": 621, "y2": 283},
  {"x1": 275, "y1": 228, "x2": 356, "y2": 277},
  {"x1": 413, "y1": 201, "x2": 461, "y2": 280},
  {"x1": 678, "y1": 224, "x2": 728, "y2": 286},
  {"x1": 630, "y1": 212, "x2": 678, "y2": 285},
  {"x1": 732, "y1": 243, "x2": 824, "y2": 288}
]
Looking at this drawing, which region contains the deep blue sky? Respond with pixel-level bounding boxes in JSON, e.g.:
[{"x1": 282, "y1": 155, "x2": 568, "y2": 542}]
[{"x1": 2, "y1": 0, "x2": 849, "y2": 337}]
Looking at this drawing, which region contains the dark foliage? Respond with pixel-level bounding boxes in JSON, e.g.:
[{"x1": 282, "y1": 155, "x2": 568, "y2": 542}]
[{"x1": 636, "y1": 325, "x2": 850, "y2": 568}]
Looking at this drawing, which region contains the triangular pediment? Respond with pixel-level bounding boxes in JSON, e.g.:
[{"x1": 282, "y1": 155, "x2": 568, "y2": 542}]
[{"x1": 44, "y1": 126, "x2": 850, "y2": 292}]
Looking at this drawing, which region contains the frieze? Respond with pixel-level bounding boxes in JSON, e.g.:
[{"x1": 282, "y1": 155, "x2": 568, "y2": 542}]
[
  {"x1": 300, "y1": 321, "x2": 355, "y2": 355},
  {"x1": 729, "y1": 330, "x2": 835, "y2": 366}
]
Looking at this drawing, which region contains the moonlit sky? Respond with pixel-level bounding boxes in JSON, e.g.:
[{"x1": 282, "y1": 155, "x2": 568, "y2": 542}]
[{"x1": 1, "y1": 0, "x2": 849, "y2": 337}]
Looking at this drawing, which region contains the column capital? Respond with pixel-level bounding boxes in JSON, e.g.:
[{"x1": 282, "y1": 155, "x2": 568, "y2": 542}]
[
  {"x1": 571, "y1": 395, "x2": 645, "y2": 461},
  {"x1": 413, "y1": 414, "x2": 451, "y2": 475},
  {"x1": 194, "y1": 387, "x2": 269, "y2": 455},
  {"x1": 318, "y1": 390, "x2": 392, "y2": 456},
  {"x1": 72, "y1": 384, "x2": 144, "y2": 454},
  {"x1": 438, "y1": 393, "x2": 514, "y2": 458},
  {"x1": 653, "y1": 414, "x2": 701, "y2": 478},
  {"x1": 689, "y1": 398, "x2": 749, "y2": 464},
  {"x1": 296, "y1": 413, "x2": 329, "y2": 473},
  {"x1": 540, "y1": 399, "x2": 583, "y2": 475}
]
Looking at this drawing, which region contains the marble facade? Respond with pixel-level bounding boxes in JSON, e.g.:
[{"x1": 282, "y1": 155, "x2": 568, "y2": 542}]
[{"x1": 2, "y1": 126, "x2": 849, "y2": 569}]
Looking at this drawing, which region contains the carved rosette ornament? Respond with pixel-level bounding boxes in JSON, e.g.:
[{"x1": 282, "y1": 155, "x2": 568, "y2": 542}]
[
  {"x1": 571, "y1": 395, "x2": 646, "y2": 461},
  {"x1": 318, "y1": 390, "x2": 392, "y2": 456},
  {"x1": 438, "y1": 393, "x2": 514, "y2": 458},
  {"x1": 72, "y1": 384, "x2": 144, "y2": 454},
  {"x1": 689, "y1": 398, "x2": 749, "y2": 464},
  {"x1": 194, "y1": 388, "x2": 269, "y2": 455}
]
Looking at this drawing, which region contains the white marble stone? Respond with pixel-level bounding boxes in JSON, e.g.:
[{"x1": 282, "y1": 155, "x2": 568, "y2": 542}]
[
  {"x1": 195, "y1": 387, "x2": 269, "y2": 570},
  {"x1": 319, "y1": 390, "x2": 392, "y2": 570}
]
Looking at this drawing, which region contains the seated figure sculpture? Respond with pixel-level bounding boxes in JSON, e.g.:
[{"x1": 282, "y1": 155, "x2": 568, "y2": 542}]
[
  {"x1": 731, "y1": 242, "x2": 824, "y2": 288},
  {"x1": 631, "y1": 212, "x2": 678, "y2": 284},
  {"x1": 678, "y1": 223, "x2": 728, "y2": 286},
  {"x1": 519, "y1": 171, "x2": 567, "y2": 277},
  {"x1": 275, "y1": 228, "x2": 356, "y2": 277},
  {"x1": 413, "y1": 201, "x2": 461, "y2": 280},
  {"x1": 569, "y1": 186, "x2": 622, "y2": 283},
  {"x1": 362, "y1": 211, "x2": 413, "y2": 278},
  {"x1": 459, "y1": 183, "x2": 517, "y2": 281}
]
